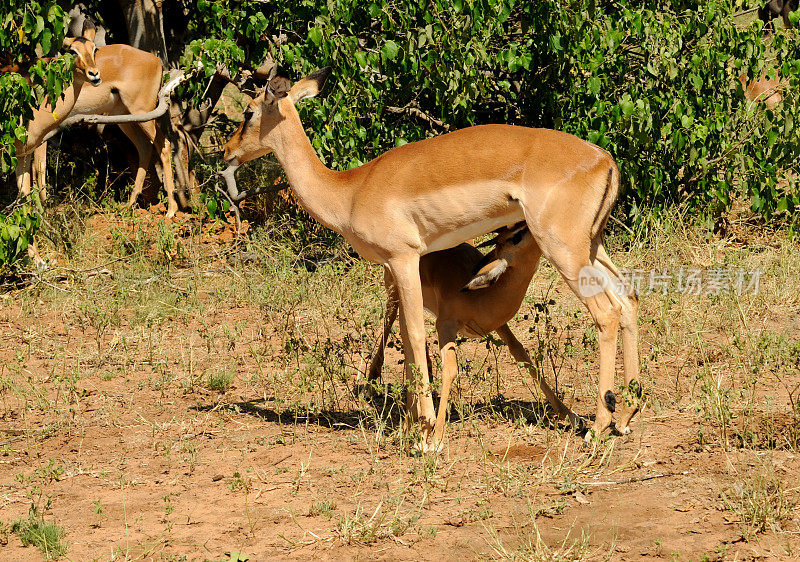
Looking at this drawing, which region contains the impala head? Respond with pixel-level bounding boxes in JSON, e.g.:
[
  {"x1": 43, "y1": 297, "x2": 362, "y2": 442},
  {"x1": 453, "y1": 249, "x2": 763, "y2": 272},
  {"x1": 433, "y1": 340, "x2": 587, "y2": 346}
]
[
  {"x1": 62, "y1": 19, "x2": 101, "y2": 86},
  {"x1": 220, "y1": 67, "x2": 331, "y2": 197},
  {"x1": 463, "y1": 222, "x2": 534, "y2": 291},
  {"x1": 223, "y1": 67, "x2": 332, "y2": 166}
]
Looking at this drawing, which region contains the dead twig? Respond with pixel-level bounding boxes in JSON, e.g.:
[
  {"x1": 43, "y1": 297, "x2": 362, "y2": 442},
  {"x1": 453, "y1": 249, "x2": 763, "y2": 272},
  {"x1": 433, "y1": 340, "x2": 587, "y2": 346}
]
[
  {"x1": 386, "y1": 103, "x2": 450, "y2": 131},
  {"x1": 577, "y1": 471, "x2": 688, "y2": 487},
  {"x1": 41, "y1": 70, "x2": 189, "y2": 144}
]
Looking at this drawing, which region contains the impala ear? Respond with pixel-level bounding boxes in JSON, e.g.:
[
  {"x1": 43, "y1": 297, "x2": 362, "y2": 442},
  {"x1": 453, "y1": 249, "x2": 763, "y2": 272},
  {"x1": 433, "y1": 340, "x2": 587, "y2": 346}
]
[
  {"x1": 265, "y1": 76, "x2": 291, "y2": 103},
  {"x1": 289, "y1": 67, "x2": 332, "y2": 104},
  {"x1": 63, "y1": 36, "x2": 76, "y2": 49},
  {"x1": 462, "y1": 258, "x2": 508, "y2": 291},
  {"x1": 82, "y1": 18, "x2": 96, "y2": 42}
]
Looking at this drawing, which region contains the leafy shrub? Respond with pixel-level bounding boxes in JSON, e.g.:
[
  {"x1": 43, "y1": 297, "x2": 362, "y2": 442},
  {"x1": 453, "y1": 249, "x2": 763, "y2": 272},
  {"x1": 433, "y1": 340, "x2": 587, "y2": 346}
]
[
  {"x1": 0, "y1": 203, "x2": 40, "y2": 273},
  {"x1": 183, "y1": 0, "x2": 800, "y2": 225}
]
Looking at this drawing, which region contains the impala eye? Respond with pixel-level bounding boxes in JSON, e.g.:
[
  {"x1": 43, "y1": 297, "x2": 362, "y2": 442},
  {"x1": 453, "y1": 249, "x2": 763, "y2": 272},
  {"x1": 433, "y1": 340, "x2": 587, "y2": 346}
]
[{"x1": 511, "y1": 230, "x2": 525, "y2": 245}]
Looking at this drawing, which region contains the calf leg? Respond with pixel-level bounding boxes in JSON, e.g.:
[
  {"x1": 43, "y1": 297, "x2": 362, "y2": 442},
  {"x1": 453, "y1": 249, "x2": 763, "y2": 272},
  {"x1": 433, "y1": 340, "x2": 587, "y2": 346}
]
[
  {"x1": 496, "y1": 324, "x2": 583, "y2": 429},
  {"x1": 431, "y1": 320, "x2": 459, "y2": 451}
]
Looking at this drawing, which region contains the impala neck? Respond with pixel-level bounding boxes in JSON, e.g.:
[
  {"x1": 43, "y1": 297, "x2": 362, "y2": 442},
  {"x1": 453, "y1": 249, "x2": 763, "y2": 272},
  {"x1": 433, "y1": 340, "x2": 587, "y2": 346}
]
[{"x1": 271, "y1": 101, "x2": 352, "y2": 233}]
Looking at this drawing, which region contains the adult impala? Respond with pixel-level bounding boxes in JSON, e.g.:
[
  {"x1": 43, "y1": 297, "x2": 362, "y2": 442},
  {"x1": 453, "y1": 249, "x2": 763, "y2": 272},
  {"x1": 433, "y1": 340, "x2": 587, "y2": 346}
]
[
  {"x1": 15, "y1": 21, "x2": 183, "y2": 216},
  {"x1": 367, "y1": 222, "x2": 627, "y2": 447},
  {"x1": 222, "y1": 68, "x2": 641, "y2": 450}
]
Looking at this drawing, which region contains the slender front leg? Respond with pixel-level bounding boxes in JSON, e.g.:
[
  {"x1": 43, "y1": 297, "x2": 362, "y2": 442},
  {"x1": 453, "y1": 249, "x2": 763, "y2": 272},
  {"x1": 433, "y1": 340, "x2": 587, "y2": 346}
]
[
  {"x1": 495, "y1": 323, "x2": 584, "y2": 429},
  {"x1": 431, "y1": 320, "x2": 459, "y2": 451},
  {"x1": 387, "y1": 254, "x2": 436, "y2": 448},
  {"x1": 16, "y1": 152, "x2": 33, "y2": 197},
  {"x1": 367, "y1": 270, "x2": 399, "y2": 382}
]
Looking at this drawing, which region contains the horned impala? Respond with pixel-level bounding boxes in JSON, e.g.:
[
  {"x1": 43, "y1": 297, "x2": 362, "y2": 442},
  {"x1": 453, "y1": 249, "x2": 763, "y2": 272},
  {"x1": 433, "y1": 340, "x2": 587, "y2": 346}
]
[
  {"x1": 222, "y1": 68, "x2": 641, "y2": 450},
  {"x1": 367, "y1": 222, "x2": 610, "y2": 447},
  {"x1": 15, "y1": 20, "x2": 183, "y2": 217}
]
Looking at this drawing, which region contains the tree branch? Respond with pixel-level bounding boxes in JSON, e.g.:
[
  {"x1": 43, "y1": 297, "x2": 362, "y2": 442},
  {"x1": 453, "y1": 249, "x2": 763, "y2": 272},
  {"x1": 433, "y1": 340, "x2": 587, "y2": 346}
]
[
  {"x1": 41, "y1": 71, "x2": 188, "y2": 144},
  {"x1": 386, "y1": 103, "x2": 450, "y2": 131}
]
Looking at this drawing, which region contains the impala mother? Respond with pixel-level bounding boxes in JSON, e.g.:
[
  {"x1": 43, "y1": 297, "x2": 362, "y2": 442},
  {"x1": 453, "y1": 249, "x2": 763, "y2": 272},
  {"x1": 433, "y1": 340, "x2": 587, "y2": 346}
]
[{"x1": 222, "y1": 68, "x2": 641, "y2": 450}]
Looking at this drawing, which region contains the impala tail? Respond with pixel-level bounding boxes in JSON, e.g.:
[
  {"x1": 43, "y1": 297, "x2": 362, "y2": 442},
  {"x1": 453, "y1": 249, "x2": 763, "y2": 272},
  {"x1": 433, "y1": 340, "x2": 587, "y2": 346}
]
[{"x1": 591, "y1": 164, "x2": 620, "y2": 241}]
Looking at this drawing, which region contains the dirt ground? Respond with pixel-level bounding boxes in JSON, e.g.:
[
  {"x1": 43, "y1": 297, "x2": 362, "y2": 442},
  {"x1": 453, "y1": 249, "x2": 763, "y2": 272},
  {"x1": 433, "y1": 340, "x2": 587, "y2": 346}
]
[{"x1": 1, "y1": 208, "x2": 799, "y2": 560}]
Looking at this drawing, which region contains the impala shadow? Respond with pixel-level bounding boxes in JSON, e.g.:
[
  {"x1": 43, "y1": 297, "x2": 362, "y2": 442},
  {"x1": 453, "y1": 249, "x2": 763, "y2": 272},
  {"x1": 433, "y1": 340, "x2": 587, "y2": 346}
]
[{"x1": 192, "y1": 391, "x2": 582, "y2": 435}]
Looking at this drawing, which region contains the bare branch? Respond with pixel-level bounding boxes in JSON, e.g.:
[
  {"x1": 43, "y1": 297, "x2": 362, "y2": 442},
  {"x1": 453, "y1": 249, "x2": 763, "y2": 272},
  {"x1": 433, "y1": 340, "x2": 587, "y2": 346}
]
[
  {"x1": 57, "y1": 71, "x2": 187, "y2": 130},
  {"x1": 386, "y1": 104, "x2": 450, "y2": 131},
  {"x1": 229, "y1": 183, "x2": 288, "y2": 202}
]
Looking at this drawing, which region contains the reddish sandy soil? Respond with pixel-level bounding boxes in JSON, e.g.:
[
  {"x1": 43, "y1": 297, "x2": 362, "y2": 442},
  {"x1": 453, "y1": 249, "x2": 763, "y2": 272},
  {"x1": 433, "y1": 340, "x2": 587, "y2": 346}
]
[{"x1": 0, "y1": 210, "x2": 798, "y2": 560}]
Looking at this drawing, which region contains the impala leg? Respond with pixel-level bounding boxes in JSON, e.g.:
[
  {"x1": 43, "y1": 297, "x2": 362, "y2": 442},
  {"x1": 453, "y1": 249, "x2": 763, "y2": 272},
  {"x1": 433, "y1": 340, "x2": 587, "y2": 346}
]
[
  {"x1": 495, "y1": 324, "x2": 583, "y2": 429},
  {"x1": 536, "y1": 238, "x2": 621, "y2": 441},
  {"x1": 431, "y1": 320, "x2": 458, "y2": 452},
  {"x1": 16, "y1": 152, "x2": 33, "y2": 198},
  {"x1": 367, "y1": 271, "x2": 399, "y2": 383},
  {"x1": 581, "y1": 289, "x2": 621, "y2": 441},
  {"x1": 595, "y1": 245, "x2": 641, "y2": 433},
  {"x1": 33, "y1": 142, "x2": 47, "y2": 204},
  {"x1": 387, "y1": 254, "x2": 436, "y2": 449},
  {"x1": 118, "y1": 123, "x2": 154, "y2": 211},
  {"x1": 154, "y1": 128, "x2": 179, "y2": 217}
]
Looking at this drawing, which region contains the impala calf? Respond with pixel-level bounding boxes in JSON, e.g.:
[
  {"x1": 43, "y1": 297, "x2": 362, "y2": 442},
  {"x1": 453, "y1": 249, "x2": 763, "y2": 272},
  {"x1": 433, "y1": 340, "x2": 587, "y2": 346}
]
[
  {"x1": 15, "y1": 21, "x2": 182, "y2": 216},
  {"x1": 368, "y1": 222, "x2": 590, "y2": 447},
  {"x1": 222, "y1": 68, "x2": 640, "y2": 450}
]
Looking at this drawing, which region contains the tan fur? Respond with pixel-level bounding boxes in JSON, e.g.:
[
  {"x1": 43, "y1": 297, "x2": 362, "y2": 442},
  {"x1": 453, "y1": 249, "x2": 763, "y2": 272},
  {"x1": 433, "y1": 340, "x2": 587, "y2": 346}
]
[
  {"x1": 739, "y1": 73, "x2": 783, "y2": 109},
  {"x1": 16, "y1": 44, "x2": 180, "y2": 217},
  {"x1": 223, "y1": 70, "x2": 641, "y2": 450},
  {"x1": 368, "y1": 225, "x2": 591, "y2": 446}
]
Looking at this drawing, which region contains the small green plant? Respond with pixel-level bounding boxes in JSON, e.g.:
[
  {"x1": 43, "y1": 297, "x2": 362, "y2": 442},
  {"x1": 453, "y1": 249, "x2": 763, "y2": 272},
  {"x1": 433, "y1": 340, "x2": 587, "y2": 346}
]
[
  {"x1": 694, "y1": 367, "x2": 734, "y2": 449},
  {"x1": 206, "y1": 369, "x2": 234, "y2": 392},
  {"x1": 10, "y1": 505, "x2": 67, "y2": 559},
  {"x1": 228, "y1": 472, "x2": 250, "y2": 492},
  {"x1": 156, "y1": 220, "x2": 181, "y2": 265},
  {"x1": 308, "y1": 499, "x2": 336, "y2": 518},
  {"x1": 0, "y1": 203, "x2": 41, "y2": 274},
  {"x1": 721, "y1": 461, "x2": 796, "y2": 537}
]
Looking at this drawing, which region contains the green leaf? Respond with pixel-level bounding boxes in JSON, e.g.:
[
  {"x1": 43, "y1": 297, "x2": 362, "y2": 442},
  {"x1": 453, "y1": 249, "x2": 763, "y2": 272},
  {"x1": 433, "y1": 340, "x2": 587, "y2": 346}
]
[
  {"x1": 587, "y1": 76, "x2": 600, "y2": 96},
  {"x1": 381, "y1": 40, "x2": 399, "y2": 62},
  {"x1": 620, "y1": 99, "x2": 634, "y2": 117},
  {"x1": 308, "y1": 27, "x2": 322, "y2": 47}
]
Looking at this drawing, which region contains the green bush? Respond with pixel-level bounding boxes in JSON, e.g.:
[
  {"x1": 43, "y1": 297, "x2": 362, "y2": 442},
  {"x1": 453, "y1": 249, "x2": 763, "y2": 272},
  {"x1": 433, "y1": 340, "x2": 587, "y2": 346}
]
[
  {"x1": 184, "y1": 0, "x2": 800, "y2": 225},
  {"x1": 0, "y1": 202, "x2": 40, "y2": 273}
]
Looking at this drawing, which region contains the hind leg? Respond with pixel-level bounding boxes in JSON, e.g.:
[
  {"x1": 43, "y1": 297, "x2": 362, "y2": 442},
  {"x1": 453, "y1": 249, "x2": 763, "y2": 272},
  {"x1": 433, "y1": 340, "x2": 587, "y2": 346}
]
[
  {"x1": 121, "y1": 121, "x2": 178, "y2": 217},
  {"x1": 153, "y1": 126, "x2": 180, "y2": 216},
  {"x1": 530, "y1": 232, "x2": 622, "y2": 441},
  {"x1": 595, "y1": 244, "x2": 641, "y2": 433},
  {"x1": 118, "y1": 123, "x2": 153, "y2": 210}
]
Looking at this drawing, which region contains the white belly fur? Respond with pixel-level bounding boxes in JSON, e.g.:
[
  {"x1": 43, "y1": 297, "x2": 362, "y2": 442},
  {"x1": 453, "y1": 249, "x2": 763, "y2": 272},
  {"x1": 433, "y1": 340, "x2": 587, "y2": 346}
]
[{"x1": 423, "y1": 209, "x2": 525, "y2": 254}]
